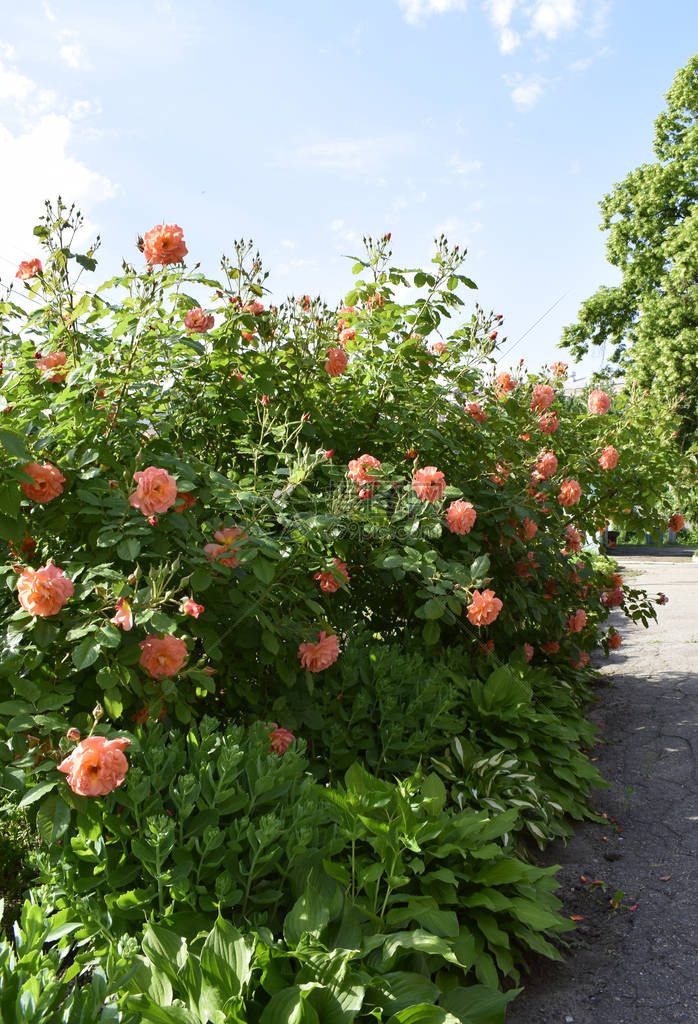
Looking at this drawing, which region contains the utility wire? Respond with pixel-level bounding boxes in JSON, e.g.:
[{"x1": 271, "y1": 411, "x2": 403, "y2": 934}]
[{"x1": 499, "y1": 292, "x2": 568, "y2": 361}]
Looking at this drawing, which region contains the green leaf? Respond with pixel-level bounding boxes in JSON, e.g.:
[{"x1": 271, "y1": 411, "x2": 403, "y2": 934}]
[
  {"x1": 201, "y1": 917, "x2": 254, "y2": 999},
  {"x1": 421, "y1": 597, "x2": 446, "y2": 620},
  {"x1": 19, "y1": 780, "x2": 57, "y2": 807},
  {"x1": 72, "y1": 637, "x2": 100, "y2": 671},
  {"x1": 36, "y1": 794, "x2": 71, "y2": 844},
  {"x1": 283, "y1": 880, "x2": 332, "y2": 945},
  {"x1": 469, "y1": 555, "x2": 490, "y2": 580},
  {"x1": 373, "y1": 972, "x2": 440, "y2": 1016},
  {"x1": 117, "y1": 538, "x2": 141, "y2": 561},
  {"x1": 0, "y1": 429, "x2": 29, "y2": 460},
  {"x1": 439, "y1": 985, "x2": 520, "y2": 1024},
  {"x1": 422, "y1": 620, "x2": 440, "y2": 646},
  {"x1": 0, "y1": 484, "x2": 20, "y2": 518},
  {"x1": 387, "y1": 1006, "x2": 461, "y2": 1024},
  {"x1": 260, "y1": 986, "x2": 321, "y2": 1024},
  {"x1": 76, "y1": 253, "x2": 98, "y2": 272}
]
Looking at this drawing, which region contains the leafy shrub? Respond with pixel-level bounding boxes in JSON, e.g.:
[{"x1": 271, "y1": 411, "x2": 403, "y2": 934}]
[{"x1": 0, "y1": 896, "x2": 136, "y2": 1024}]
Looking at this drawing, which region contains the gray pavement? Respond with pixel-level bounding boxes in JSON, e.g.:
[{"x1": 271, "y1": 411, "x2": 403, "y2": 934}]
[{"x1": 507, "y1": 558, "x2": 698, "y2": 1024}]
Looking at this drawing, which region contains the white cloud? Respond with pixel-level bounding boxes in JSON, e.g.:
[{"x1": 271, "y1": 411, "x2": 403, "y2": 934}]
[
  {"x1": 450, "y1": 155, "x2": 483, "y2": 176},
  {"x1": 396, "y1": 0, "x2": 468, "y2": 25},
  {"x1": 329, "y1": 219, "x2": 359, "y2": 248},
  {"x1": 588, "y1": 0, "x2": 611, "y2": 37},
  {"x1": 0, "y1": 61, "x2": 36, "y2": 103},
  {"x1": 484, "y1": 0, "x2": 584, "y2": 53},
  {"x1": 570, "y1": 54, "x2": 593, "y2": 71},
  {"x1": 43, "y1": 1, "x2": 57, "y2": 22},
  {"x1": 59, "y1": 31, "x2": 91, "y2": 71},
  {"x1": 0, "y1": 41, "x2": 16, "y2": 61},
  {"x1": 280, "y1": 239, "x2": 295, "y2": 249},
  {"x1": 499, "y1": 27, "x2": 521, "y2": 52},
  {"x1": 283, "y1": 135, "x2": 413, "y2": 173},
  {"x1": 530, "y1": 0, "x2": 579, "y2": 39},
  {"x1": 505, "y1": 74, "x2": 546, "y2": 109},
  {"x1": 0, "y1": 54, "x2": 114, "y2": 270}
]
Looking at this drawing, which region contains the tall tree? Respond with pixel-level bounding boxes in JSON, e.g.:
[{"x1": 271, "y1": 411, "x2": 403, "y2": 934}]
[{"x1": 562, "y1": 55, "x2": 698, "y2": 448}]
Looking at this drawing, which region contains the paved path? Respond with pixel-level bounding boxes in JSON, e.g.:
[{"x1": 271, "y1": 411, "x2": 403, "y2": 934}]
[{"x1": 507, "y1": 558, "x2": 698, "y2": 1024}]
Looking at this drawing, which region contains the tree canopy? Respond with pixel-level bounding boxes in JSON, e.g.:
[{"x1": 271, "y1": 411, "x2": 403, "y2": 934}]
[{"x1": 562, "y1": 55, "x2": 698, "y2": 448}]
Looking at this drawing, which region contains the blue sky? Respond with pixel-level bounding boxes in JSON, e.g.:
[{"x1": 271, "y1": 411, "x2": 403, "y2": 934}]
[{"x1": 1, "y1": 1, "x2": 697, "y2": 381}]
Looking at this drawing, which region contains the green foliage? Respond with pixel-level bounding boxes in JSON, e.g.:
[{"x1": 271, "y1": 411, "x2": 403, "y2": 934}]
[
  {"x1": 0, "y1": 895, "x2": 137, "y2": 1024},
  {"x1": 33, "y1": 719, "x2": 329, "y2": 936},
  {"x1": 561, "y1": 55, "x2": 698, "y2": 465},
  {"x1": 1, "y1": 201, "x2": 693, "y2": 1020}
]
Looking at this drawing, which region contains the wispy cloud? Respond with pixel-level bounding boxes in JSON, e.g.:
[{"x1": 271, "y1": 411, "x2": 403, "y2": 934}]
[
  {"x1": 282, "y1": 135, "x2": 414, "y2": 173},
  {"x1": 396, "y1": 0, "x2": 468, "y2": 25},
  {"x1": 484, "y1": 0, "x2": 586, "y2": 53},
  {"x1": 59, "y1": 33, "x2": 92, "y2": 72},
  {"x1": 505, "y1": 72, "x2": 547, "y2": 109},
  {"x1": 449, "y1": 155, "x2": 483, "y2": 176}
]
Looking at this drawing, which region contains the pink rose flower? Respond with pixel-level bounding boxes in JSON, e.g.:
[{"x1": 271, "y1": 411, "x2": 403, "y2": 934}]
[
  {"x1": 598, "y1": 445, "x2": 619, "y2": 470},
  {"x1": 16, "y1": 258, "x2": 42, "y2": 280},
  {"x1": 524, "y1": 642, "x2": 534, "y2": 663},
  {"x1": 297, "y1": 631, "x2": 340, "y2": 672},
  {"x1": 111, "y1": 597, "x2": 133, "y2": 631},
  {"x1": 36, "y1": 351, "x2": 67, "y2": 383},
  {"x1": 204, "y1": 526, "x2": 246, "y2": 568},
  {"x1": 531, "y1": 384, "x2": 555, "y2": 413},
  {"x1": 347, "y1": 454, "x2": 381, "y2": 498},
  {"x1": 572, "y1": 651, "x2": 590, "y2": 669},
  {"x1": 601, "y1": 587, "x2": 624, "y2": 608},
  {"x1": 128, "y1": 466, "x2": 178, "y2": 516},
  {"x1": 429, "y1": 340, "x2": 448, "y2": 355},
  {"x1": 538, "y1": 411, "x2": 559, "y2": 434},
  {"x1": 532, "y1": 449, "x2": 558, "y2": 481},
  {"x1": 269, "y1": 724, "x2": 296, "y2": 756},
  {"x1": 567, "y1": 609, "x2": 587, "y2": 634},
  {"x1": 339, "y1": 327, "x2": 355, "y2": 346},
  {"x1": 446, "y1": 499, "x2": 477, "y2": 534},
  {"x1": 184, "y1": 307, "x2": 214, "y2": 332},
  {"x1": 412, "y1": 466, "x2": 446, "y2": 503},
  {"x1": 542, "y1": 641, "x2": 560, "y2": 655},
  {"x1": 58, "y1": 735, "x2": 131, "y2": 796},
  {"x1": 495, "y1": 371, "x2": 516, "y2": 396},
  {"x1": 138, "y1": 634, "x2": 188, "y2": 679},
  {"x1": 588, "y1": 389, "x2": 611, "y2": 414},
  {"x1": 21, "y1": 462, "x2": 65, "y2": 503},
  {"x1": 243, "y1": 301, "x2": 265, "y2": 316},
  {"x1": 521, "y1": 517, "x2": 538, "y2": 540},
  {"x1": 558, "y1": 478, "x2": 582, "y2": 507},
  {"x1": 550, "y1": 361, "x2": 568, "y2": 378},
  {"x1": 174, "y1": 491, "x2": 197, "y2": 512},
  {"x1": 143, "y1": 223, "x2": 188, "y2": 265},
  {"x1": 181, "y1": 598, "x2": 204, "y2": 618},
  {"x1": 608, "y1": 630, "x2": 622, "y2": 650},
  {"x1": 314, "y1": 558, "x2": 350, "y2": 593},
  {"x1": 668, "y1": 513, "x2": 685, "y2": 532},
  {"x1": 325, "y1": 347, "x2": 348, "y2": 377},
  {"x1": 465, "y1": 401, "x2": 488, "y2": 423},
  {"x1": 563, "y1": 525, "x2": 583, "y2": 554},
  {"x1": 467, "y1": 589, "x2": 503, "y2": 627},
  {"x1": 17, "y1": 563, "x2": 74, "y2": 617}
]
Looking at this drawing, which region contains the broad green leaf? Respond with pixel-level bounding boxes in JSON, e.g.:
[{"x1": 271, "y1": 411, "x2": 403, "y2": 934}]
[{"x1": 19, "y1": 779, "x2": 58, "y2": 807}]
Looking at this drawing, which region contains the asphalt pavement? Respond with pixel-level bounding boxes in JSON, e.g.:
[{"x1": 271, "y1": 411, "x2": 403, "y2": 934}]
[{"x1": 507, "y1": 557, "x2": 698, "y2": 1024}]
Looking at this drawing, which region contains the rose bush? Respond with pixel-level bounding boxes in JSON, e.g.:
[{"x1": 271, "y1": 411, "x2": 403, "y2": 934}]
[{"x1": 0, "y1": 200, "x2": 695, "y2": 1020}]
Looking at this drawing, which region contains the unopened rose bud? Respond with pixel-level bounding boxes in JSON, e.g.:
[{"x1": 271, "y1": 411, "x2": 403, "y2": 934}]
[
  {"x1": 66, "y1": 728, "x2": 80, "y2": 743},
  {"x1": 92, "y1": 702, "x2": 104, "y2": 721}
]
